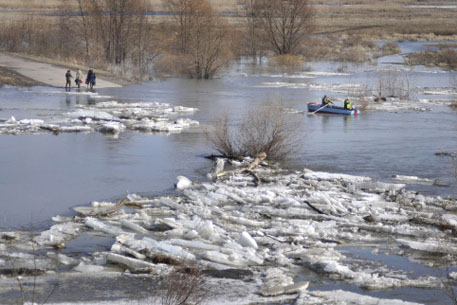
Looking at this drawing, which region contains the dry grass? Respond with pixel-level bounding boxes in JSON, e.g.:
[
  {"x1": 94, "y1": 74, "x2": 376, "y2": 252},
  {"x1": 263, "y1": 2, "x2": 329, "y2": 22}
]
[
  {"x1": 0, "y1": 0, "x2": 238, "y2": 11},
  {"x1": 154, "y1": 54, "x2": 194, "y2": 77},
  {"x1": 311, "y1": 0, "x2": 457, "y2": 37},
  {"x1": 0, "y1": 0, "x2": 62, "y2": 9},
  {"x1": 0, "y1": 66, "x2": 40, "y2": 87},
  {"x1": 381, "y1": 42, "x2": 401, "y2": 56},
  {"x1": 269, "y1": 54, "x2": 304, "y2": 67},
  {"x1": 407, "y1": 48, "x2": 457, "y2": 70},
  {"x1": 1, "y1": 0, "x2": 455, "y2": 37},
  {"x1": 301, "y1": 35, "x2": 375, "y2": 62}
]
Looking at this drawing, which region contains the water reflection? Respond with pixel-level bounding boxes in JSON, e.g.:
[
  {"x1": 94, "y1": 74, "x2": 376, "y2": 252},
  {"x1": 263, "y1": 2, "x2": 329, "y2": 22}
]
[
  {"x1": 343, "y1": 115, "x2": 352, "y2": 131},
  {"x1": 65, "y1": 94, "x2": 71, "y2": 106}
]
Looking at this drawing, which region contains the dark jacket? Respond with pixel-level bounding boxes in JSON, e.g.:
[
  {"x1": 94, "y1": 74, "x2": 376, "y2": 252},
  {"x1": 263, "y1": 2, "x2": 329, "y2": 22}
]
[{"x1": 65, "y1": 71, "x2": 72, "y2": 81}]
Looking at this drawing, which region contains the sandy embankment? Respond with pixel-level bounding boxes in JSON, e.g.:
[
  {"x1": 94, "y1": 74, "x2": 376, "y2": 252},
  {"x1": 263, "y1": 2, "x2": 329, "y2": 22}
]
[{"x1": 0, "y1": 52, "x2": 122, "y2": 88}]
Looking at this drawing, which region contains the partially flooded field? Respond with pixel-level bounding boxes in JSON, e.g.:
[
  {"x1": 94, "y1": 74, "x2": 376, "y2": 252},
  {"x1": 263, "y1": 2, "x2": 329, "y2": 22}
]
[{"x1": 1, "y1": 40, "x2": 457, "y2": 304}]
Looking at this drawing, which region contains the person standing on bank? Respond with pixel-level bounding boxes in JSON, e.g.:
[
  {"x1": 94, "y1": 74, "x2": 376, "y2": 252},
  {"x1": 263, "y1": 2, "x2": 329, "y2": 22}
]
[
  {"x1": 75, "y1": 69, "x2": 82, "y2": 88},
  {"x1": 86, "y1": 69, "x2": 96, "y2": 90},
  {"x1": 65, "y1": 70, "x2": 73, "y2": 90}
]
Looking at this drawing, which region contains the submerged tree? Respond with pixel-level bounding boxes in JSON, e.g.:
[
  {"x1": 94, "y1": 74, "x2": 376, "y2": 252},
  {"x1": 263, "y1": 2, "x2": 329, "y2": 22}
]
[{"x1": 254, "y1": 0, "x2": 313, "y2": 55}]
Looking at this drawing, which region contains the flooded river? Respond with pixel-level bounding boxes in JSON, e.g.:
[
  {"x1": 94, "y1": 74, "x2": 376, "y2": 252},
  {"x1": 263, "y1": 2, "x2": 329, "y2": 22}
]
[
  {"x1": 1, "y1": 48, "x2": 457, "y2": 230},
  {"x1": 1, "y1": 42, "x2": 457, "y2": 304}
]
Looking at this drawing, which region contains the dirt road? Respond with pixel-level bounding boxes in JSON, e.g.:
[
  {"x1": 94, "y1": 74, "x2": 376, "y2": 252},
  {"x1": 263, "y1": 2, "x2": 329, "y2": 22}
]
[{"x1": 0, "y1": 52, "x2": 122, "y2": 88}]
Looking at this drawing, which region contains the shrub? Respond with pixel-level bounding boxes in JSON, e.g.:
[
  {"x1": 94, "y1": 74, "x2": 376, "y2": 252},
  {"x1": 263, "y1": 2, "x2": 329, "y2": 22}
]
[
  {"x1": 159, "y1": 266, "x2": 208, "y2": 305},
  {"x1": 154, "y1": 54, "x2": 194, "y2": 77},
  {"x1": 407, "y1": 48, "x2": 457, "y2": 70},
  {"x1": 381, "y1": 42, "x2": 401, "y2": 56},
  {"x1": 377, "y1": 70, "x2": 410, "y2": 99},
  {"x1": 269, "y1": 54, "x2": 303, "y2": 67},
  {"x1": 209, "y1": 103, "x2": 303, "y2": 160},
  {"x1": 300, "y1": 35, "x2": 374, "y2": 62}
]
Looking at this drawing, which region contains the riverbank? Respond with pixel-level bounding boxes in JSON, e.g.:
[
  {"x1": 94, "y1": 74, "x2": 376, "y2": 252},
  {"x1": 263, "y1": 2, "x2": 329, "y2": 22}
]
[
  {"x1": 1, "y1": 160, "x2": 455, "y2": 304},
  {"x1": 0, "y1": 52, "x2": 123, "y2": 88},
  {"x1": 0, "y1": 65, "x2": 41, "y2": 87}
]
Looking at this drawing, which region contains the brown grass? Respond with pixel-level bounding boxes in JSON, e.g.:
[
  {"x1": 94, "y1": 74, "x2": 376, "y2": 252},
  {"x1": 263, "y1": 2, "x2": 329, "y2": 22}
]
[
  {"x1": 301, "y1": 35, "x2": 375, "y2": 62},
  {"x1": 0, "y1": 0, "x2": 62, "y2": 9},
  {"x1": 269, "y1": 54, "x2": 303, "y2": 67},
  {"x1": 0, "y1": 66, "x2": 40, "y2": 87},
  {"x1": 311, "y1": 0, "x2": 457, "y2": 37},
  {"x1": 0, "y1": 0, "x2": 238, "y2": 11},
  {"x1": 154, "y1": 54, "x2": 194, "y2": 77},
  {"x1": 407, "y1": 48, "x2": 457, "y2": 70},
  {"x1": 1, "y1": 0, "x2": 455, "y2": 37},
  {"x1": 381, "y1": 42, "x2": 401, "y2": 56}
]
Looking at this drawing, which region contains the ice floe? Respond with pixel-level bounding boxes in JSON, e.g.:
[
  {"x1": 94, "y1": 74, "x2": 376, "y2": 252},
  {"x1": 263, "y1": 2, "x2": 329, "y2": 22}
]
[
  {"x1": 1, "y1": 162, "x2": 457, "y2": 304},
  {"x1": 0, "y1": 100, "x2": 199, "y2": 135}
]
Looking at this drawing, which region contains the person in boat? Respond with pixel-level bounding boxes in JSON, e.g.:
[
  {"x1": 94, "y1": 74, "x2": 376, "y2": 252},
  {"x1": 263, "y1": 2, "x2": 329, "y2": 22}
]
[
  {"x1": 344, "y1": 98, "x2": 352, "y2": 110},
  {"x1": 322, "y1": 95, "x2": 333, "y2": 106}
]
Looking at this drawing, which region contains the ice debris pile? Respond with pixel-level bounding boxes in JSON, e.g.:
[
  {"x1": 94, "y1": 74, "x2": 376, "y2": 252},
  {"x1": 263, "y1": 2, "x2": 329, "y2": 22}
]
[
  {"x1": 0, "y1": 101, "x2": 199, "y2": 135},
  {"x1": 1, "y1": 162, "x2": 457, "y2": 304}
]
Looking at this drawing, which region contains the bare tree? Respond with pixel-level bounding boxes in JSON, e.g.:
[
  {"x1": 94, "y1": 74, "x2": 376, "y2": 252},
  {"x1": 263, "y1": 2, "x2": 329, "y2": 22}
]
[
  {"x1": 187, "y1": 11, "x2": 231, "y2": 79},
  {"x1": 75, "y1": 0, "x2": 91, "y2": 57},
  {"x1": 239, "y1": 0, "x2": 264, "y2": 60},
  {"x1": 163, "y1": 0, "x2": 233, "y2": 79},
  {"x1": 165, "y1": 0, "x2": 209, "y2": 52},
  {"x1": 81, "y1": 0, "x2": 149, "y2": 65},
  {"x1": 254, "y1": 0, "x2": 313, "y2": 55}
]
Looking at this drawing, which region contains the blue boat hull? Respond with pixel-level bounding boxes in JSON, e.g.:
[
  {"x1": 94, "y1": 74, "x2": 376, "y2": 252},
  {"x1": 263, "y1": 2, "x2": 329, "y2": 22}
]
[{"x1": 307, "y1": 103, "x2": 360, "y2": 115}]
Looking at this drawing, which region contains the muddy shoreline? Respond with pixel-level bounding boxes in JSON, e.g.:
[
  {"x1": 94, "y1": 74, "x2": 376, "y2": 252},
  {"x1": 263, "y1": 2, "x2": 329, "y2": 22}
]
[{"x1": 0, "y1": 65, "x2": 41, "y2": 87}]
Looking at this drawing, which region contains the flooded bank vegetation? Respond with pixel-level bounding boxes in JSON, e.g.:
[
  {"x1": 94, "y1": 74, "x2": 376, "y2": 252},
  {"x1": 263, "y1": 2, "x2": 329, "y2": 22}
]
[
  {"x1": 377, "y1": 70, "x2": 411, "y2": 100},
  {"x1": 407, "y1": 48, "x2": 457, "y2": 70},
  {"x1": 209, "y1": 103, "x2": 302, "y2": 160},
  {"x1": 0, "y1": 0, "x2": 456, "y2": 79}
]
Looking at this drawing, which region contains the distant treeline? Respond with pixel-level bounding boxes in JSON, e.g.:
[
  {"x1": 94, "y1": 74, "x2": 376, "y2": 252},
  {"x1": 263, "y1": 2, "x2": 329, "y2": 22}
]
[{"x1": 0, "y1": 0, "x2": 314, "y2": 79}]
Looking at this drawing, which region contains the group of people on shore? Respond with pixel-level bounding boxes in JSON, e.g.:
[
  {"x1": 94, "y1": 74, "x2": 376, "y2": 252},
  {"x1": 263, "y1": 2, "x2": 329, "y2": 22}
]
[
  {"x1": 322, "y1": 95, "x2": 352, "y2": 110},
  {"x1": 65, "y1": 68, "x2": 96, "y2": 90}
]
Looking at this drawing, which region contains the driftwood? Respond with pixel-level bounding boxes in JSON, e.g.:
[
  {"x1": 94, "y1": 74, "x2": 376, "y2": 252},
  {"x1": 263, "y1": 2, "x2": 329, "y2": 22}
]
[
  {"x1": 303, "y1": 200, "x2": 328, "y2": 215},
  {"x1": 94, "y1": 199, "x2": 142, "y2": 217},
  {"x1": 216, "y1": 153, "x2": 267, "y2": 186}
]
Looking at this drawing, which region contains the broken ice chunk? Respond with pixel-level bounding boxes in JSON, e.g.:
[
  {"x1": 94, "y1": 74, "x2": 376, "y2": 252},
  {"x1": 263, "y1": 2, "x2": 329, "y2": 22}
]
[
  {"x1": 175, "y1": 176, "x2": 192, "y2": 190},
  {"x1": 238, "y1": 231, "x2": 258, "y2": 249}
]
